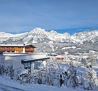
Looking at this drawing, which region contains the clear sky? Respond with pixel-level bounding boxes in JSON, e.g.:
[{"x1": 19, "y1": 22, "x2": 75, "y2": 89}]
[{"x1": 0, "y1": 0, "x2": 98, "y2": 33}]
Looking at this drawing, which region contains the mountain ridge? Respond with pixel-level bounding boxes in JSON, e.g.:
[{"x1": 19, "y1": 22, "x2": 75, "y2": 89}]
[
  {"x1": 0, "y1": 27, "x2": 98, "y2": 44},
  {"x1": 0, "y1": 27, "x2": 98, "y2": 54}
]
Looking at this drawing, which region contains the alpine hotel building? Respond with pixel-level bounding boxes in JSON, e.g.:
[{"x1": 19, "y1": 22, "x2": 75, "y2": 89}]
[{"x1": 0, "y1": 44, "x2": 36, "y2": 53}]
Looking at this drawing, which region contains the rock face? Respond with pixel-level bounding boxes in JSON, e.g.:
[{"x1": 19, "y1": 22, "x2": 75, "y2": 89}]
[{"x1": 0, "y1": 27, "x2": 98, "y2": 54}]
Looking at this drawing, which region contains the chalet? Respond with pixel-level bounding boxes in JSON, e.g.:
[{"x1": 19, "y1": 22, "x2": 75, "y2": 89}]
[{"x1": 0, "y1": 44, "x2": 36, "y2": 53}]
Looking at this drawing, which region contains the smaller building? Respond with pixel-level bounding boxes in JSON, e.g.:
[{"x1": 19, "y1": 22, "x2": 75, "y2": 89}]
[
  {"x1": 56, "y1": 55, "x2": 64, "y2": 60},
  {"x1": 21, "y1": 57, "x2": 50, "y2": 73}
]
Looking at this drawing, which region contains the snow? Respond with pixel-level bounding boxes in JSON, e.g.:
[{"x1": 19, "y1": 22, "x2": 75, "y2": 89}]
[
  {"x1": 0, "y1": 56, "x2": 98, "y2": 91},
  {"x1": 0, "y1": 28, "x2": 98, "y2": 91},
  {"x1": 0, "y1": 32, "x2": 14, "y2": 37},
  {"x1": 0, "y1": 57, "x2": 98, "y2": 91},
  {"x1": 0, "y1": 76, "x2": 97, "y2": 91},
  {"x1": 0, "y1": 27, "x2": 98, "y2": 44}
]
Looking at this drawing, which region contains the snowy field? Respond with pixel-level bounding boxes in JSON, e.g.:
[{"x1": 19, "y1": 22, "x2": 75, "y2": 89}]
[{"x1": 0, "y1": 76, "x2": 98, "y2": 91}]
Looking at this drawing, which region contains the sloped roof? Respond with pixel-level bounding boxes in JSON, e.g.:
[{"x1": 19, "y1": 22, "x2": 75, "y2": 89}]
[{"x1": 0, "y1": 44, "x2": 36, "y2": 48}]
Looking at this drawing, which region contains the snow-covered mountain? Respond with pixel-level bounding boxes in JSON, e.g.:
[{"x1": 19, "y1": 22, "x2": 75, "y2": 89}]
[
  {"x1": 0, "y1": 27, "x2": 98, "y2": 53},
  {"x1": 0, "y1": 28, "x2": 72, "y2": 44},
  {"x1": 0, "y1": 27, "x2": 98, "y2": 43},
  {"x1": 71, "y1": 30, "x2": 98, "y2": 44}
]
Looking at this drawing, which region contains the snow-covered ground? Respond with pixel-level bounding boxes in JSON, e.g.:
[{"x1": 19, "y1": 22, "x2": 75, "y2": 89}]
[
  {"x1": 0, "y1": 52, "x2": 98, "y2": 91},
  {"x1": 0, "y1": 76, "x2": 97, "y2": 91}
]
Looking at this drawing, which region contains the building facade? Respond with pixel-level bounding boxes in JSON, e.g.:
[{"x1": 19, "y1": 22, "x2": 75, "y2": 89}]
[{"x1": 0, "y1": 44, "x2": 35, "y2": 53}]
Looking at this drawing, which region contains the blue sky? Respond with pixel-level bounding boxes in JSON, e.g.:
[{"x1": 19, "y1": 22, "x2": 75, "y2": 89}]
[{"x1": 0, "y1": 0, "x2": 98, "y2": 34}]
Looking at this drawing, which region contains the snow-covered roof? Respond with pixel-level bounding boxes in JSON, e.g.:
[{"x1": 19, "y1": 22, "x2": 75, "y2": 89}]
[
  {"x1": 21, "y1": 57, "x2": 50, "y2": 63},
  {"x1": 56, "y1": 55, "x2": 64, "y2": 59},
  {"x1": 0, "y1": 44, "x2": 36, "y2": 48}
]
